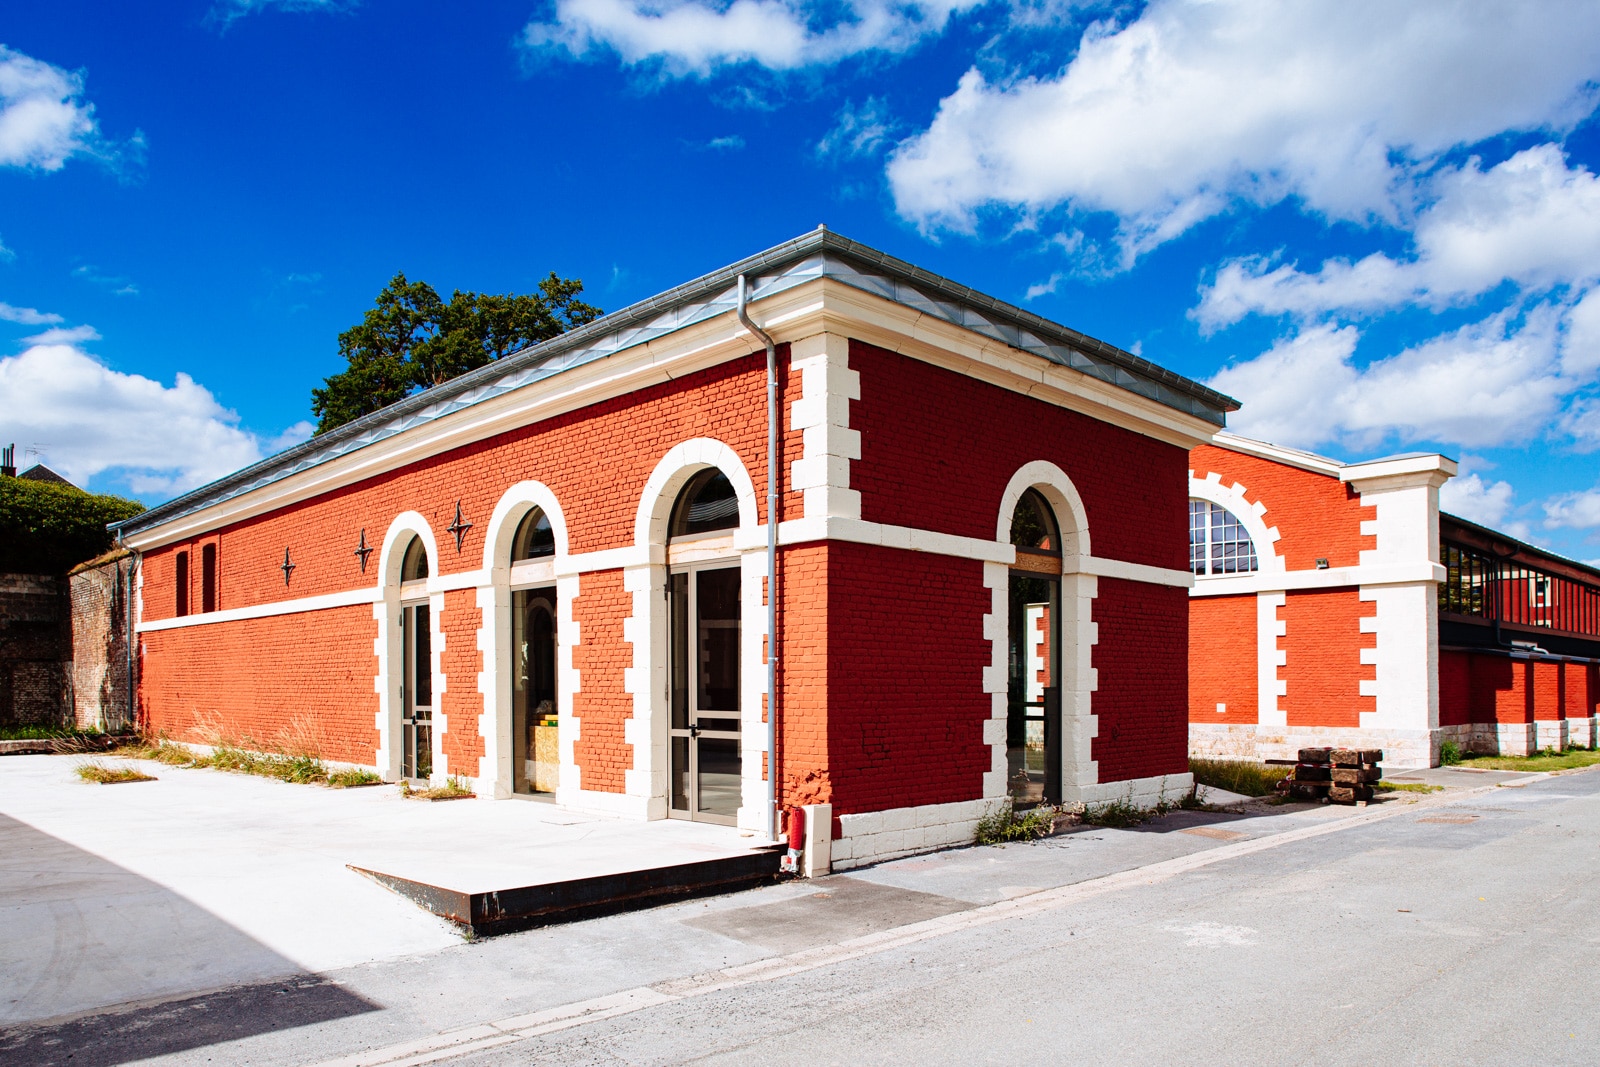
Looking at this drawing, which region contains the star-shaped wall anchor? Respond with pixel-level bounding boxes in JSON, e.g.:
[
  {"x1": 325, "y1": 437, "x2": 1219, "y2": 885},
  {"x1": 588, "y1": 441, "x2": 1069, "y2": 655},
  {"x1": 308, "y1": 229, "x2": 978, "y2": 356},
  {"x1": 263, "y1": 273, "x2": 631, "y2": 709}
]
[
  {"x1": 354, "y1": 528, "x2": 374, "y2": 573},
  {"x1": 280, "y1": 547, "x2": 296, "y2": 586},
  {"x1": 446, "y1": 500, "x2": 473, "y2": 553}
]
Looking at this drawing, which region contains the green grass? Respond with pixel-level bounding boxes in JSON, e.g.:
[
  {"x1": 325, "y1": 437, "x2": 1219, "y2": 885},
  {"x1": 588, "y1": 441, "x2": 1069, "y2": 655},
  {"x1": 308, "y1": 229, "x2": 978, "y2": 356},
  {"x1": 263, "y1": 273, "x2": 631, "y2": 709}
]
[
  {"x1": 1377, "y1": 781, "x2": 1444, "y2": 793},
  {"x1": 975, "y1": 803, "x2": 1062, "y2": 844},
  {"x1": 113, "y1": 735, "x2": 383, "y2": 788},
  {"x1": 401, "y1": 776, "x2": 475, "y2": 800},
  {"x1": 1440, "y1": 740, "x2": 1463, "y2": 765},
  {"x1": 1458, "y1": 748, "x2": 1600, "y2": 773},
  {"x1": 75, "y1": 761, "x2": 155, "y2": 784},
  {"x1": 0, "y1": 724, "x2": 105, "y2": 742},
  {"x1": 1190, "y1": 758, "x2": 1288, "y2": 797}
]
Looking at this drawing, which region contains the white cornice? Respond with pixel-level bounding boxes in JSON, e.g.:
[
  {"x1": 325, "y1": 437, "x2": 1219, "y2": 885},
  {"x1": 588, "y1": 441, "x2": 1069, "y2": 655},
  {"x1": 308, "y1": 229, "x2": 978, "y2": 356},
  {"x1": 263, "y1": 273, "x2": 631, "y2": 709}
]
[
  {"x1": 1190, "y1": 561, "x2": 1447, "y2": 596},
  {"x1": 126, "y1": 277, "x2": 1217, "y2": 552},
  {"x1": 1207, "y1": 432, "x2": 1345, "y2": 477}
]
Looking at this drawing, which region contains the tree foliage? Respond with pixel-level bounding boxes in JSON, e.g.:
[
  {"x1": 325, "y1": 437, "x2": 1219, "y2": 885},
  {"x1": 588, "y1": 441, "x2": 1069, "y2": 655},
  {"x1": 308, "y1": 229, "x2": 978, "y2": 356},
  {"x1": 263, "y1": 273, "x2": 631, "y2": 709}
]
[
  {"x1": 310, "y1": 272, "x2": 602, "y2": 434},
  {"x1": 0, "y1": 478, "x2": 144, "y2": 575}
]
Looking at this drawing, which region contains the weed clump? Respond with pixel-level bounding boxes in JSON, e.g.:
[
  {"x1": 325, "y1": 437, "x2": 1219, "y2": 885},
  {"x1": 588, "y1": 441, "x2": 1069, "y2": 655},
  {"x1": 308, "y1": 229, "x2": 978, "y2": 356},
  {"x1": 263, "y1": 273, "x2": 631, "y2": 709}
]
[
  {"x1": 111, "y1": 733, "x2": 382, "y2": 789},
  {"x1": 975, "y1": 803, "x2": 1064, "y2": 844},
  {"x1": 1189, "y1": 758, "x2": 1287, "y2": 797},
  {"x1": 75, "y1": 760, "x2": 155, "y2": 784},
  {"x1": 327, "y1": 768, "x2": 382, "y2": 788},
  {"x1": 401, "y1": 776, "x2": 475, "y2": 801},
  {"x1": 1439, "y1": 741, "x2": 1463, "y2": 765}
]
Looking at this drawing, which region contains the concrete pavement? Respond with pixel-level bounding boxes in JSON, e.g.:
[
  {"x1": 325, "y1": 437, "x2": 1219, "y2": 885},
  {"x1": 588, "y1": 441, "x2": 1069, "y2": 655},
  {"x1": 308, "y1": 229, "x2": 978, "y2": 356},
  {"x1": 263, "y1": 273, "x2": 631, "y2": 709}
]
[{"x1": 2, "y1": 757, "x2": 1594, "y2": 1065}]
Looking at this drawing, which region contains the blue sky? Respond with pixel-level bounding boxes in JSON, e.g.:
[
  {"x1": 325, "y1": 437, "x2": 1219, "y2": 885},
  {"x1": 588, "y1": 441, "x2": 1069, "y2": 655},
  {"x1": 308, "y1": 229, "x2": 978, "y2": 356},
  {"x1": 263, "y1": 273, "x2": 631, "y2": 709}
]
[{"x1": 4, "y1": 0, "x2": 1600, "y2": 561}]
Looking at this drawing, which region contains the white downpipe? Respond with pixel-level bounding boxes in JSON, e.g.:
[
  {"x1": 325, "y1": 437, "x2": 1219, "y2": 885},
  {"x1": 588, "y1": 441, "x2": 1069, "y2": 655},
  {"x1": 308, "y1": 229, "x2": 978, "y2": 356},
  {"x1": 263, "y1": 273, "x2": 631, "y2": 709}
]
[{"x1": 737, "y1": 274, "x2": 780, "y2": 843}]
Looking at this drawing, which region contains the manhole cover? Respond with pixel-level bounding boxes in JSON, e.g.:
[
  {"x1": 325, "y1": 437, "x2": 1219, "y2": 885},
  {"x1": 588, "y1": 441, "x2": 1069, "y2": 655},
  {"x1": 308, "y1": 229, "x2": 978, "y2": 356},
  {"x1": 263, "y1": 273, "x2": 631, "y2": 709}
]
[
  {"x1": 1417, "y1": 815, "x2": 1479, "y2": 824},
  {"x1": 1181, "y1": 826, "x2": 1249, "y2": 841}
]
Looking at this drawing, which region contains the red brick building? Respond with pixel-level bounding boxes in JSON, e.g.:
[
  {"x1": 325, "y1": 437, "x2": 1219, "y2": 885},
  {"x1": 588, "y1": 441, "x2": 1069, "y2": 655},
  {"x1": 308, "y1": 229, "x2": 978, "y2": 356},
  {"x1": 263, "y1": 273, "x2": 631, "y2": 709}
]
[
  {"x1": 1188, "y1": 432, "x2": 1600, "y2": 768},
  {"x1": 116, "y1": 230, "x2": 1232, "y2": 867}
]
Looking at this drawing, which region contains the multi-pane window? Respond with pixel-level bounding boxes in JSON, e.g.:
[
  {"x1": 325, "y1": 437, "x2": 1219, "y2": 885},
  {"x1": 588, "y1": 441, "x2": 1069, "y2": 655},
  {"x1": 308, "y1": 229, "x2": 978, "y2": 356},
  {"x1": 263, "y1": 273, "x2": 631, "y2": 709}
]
[
  {"x1": 1189, "y1": 500, "x2": 1258, "y2": 576},
  {"x1": 1439, "y1": 539, "x2": 1600, "y2": 635}
]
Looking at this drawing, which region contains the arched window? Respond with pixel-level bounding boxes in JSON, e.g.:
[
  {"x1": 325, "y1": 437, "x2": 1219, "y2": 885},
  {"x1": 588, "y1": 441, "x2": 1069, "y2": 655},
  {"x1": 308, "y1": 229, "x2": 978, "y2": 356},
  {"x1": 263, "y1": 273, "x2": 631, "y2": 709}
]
[
  {"x1": 401, "y1": 536, "x2": 430, "y2": 581},
  {"x1": 1189, "y1": 500, "x2": 1258, "y2": 576},
  {"x1": 1010, "y1": 488, "x2": 1060, "y2": 557},
  {"x1": 511, "y1": 507, "x2": 555, "y2": 561},
  {"x1": 669, "y1": 469, "x2": 739, "y2": 538}
]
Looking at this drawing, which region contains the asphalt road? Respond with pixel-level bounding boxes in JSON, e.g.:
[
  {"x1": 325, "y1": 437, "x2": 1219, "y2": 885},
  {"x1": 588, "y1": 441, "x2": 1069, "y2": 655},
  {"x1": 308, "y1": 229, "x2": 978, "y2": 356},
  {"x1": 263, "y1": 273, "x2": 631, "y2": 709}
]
[{"x1": 3, "y1": 767, "x2": 1595, "y2": 1066}]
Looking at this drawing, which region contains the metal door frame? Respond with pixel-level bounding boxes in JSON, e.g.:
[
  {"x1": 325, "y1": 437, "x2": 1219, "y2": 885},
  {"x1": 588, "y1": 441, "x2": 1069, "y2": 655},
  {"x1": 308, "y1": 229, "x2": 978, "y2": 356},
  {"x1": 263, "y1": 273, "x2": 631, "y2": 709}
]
[
  {"x1": 667, "y1": 561, "x2": 742, "y2": 825},
  {"x1": 401, "y1": 599, "x2": 433, "y2": 781}
]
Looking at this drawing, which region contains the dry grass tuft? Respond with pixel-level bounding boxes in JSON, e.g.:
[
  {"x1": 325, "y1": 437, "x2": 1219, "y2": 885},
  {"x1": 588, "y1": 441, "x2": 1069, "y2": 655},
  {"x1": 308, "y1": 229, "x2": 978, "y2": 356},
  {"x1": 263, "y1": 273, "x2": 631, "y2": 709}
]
[{"x1": 76, "y1": 760, "x2": 155, "y2": 784}]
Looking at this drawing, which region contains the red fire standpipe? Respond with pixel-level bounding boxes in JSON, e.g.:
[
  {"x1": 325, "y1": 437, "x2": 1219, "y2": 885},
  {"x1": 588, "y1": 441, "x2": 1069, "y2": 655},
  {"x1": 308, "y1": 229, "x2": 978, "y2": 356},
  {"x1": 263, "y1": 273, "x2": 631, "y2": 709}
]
[{"x1": 781, "y1": 806, "x2": 806, "y2": 874}]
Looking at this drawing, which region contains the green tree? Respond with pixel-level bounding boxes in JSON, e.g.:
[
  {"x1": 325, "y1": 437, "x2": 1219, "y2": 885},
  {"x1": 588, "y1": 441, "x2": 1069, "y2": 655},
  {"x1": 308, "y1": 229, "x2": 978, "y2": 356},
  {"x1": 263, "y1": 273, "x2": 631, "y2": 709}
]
[
  {"x1": 310, "y1": 272, "x2": 603, "y2": 434},
  {"x1": 0, "y1": 478, "x2": 144, "y2": 575}
]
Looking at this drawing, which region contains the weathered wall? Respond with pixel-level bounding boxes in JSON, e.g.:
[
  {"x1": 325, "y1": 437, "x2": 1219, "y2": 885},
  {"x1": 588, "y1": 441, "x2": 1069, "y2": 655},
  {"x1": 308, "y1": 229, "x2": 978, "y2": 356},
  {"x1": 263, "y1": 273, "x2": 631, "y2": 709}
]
[{"x1": 0, "y1": 572, "x2": 70, "y2": 728}]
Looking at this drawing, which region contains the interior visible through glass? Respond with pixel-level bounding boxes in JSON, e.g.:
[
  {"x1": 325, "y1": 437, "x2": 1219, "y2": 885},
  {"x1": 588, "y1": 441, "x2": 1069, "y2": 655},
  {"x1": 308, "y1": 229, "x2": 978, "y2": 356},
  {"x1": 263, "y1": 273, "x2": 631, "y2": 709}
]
[
  {"x1": 512, "y1": 586, "x2": 558, "y2": 794},
  {"x1": 668, "y1": 565, "x2": 742, "y2": 822}
]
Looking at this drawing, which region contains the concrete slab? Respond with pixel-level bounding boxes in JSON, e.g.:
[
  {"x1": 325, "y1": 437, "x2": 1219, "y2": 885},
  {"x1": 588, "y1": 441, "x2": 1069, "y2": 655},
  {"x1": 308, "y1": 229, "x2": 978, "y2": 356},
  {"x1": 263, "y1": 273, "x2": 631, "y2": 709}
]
[
  {"x1": 1380, "y1": 765, "x2": 1540, "y2": 789},
  {"x1": 0, "y1": 753, "x2": 770, "y2": 1025}
]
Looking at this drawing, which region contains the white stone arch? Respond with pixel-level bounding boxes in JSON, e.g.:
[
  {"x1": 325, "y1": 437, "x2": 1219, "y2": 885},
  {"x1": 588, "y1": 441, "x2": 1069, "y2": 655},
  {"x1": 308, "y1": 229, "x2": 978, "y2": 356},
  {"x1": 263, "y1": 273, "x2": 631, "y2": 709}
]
[
  {"x1": 995, "y1": 460, "x2": 1091, "y2": 565},
  {"x1": 990, "y1": 460, "x2": 1099, "y2": 805},
  {"x1": 1187, "y1": 471, "x2": 1284, "y2": 574},
  {"x1": 477, "y1": 482, "x2": 573, "y2": 799},
  {"x1": 481, "y1": 481, "x2": 570, "y2": 572},
  {"x1": 623, "y1": 437, "x2": 767, "y2": 829},
  {"x1": 373, "y1": 511, "x2": 444, "y2": 783},
  {"x1": 634, "y1": 437, "x2": 760, "y2": 549}
]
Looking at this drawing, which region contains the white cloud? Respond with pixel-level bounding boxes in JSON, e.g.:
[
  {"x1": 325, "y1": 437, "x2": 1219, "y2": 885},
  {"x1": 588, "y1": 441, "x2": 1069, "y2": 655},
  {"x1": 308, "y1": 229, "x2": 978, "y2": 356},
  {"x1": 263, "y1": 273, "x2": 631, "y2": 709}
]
[
  {"x1": 1213, "y1": 307, "x2": 1570, "y2": 451},
  {"x1": 887, "y1": 0, "x2": 1600, "y2": 263},
  {"x1": 208, "y1": 0, "x2": 355, "y2": 27},
  {"x1": 817, "y1": 97, "x2": 896, "y2": 160},
  {"x1": 0, "y1": 45, "x2": 137, "y2": 172},
  {"x1": 0, "y1": 341, "x2": 279, "y2": 496},
  {"x1": 0, "y1": 301, "x2": 63, "y2": 326},
  {"x1": 1545, "y1": 488, "x2": 1600, "y2": 530},
  {"x1": 21, "y1": 324, "x2": 100, "y2": 346},
  {"x1": 0, "y1": 236, "x2": 13, "y2": 262},
  {"x1": 1440, "y1": 473, "x2": 1515, "y2": 528},
  {"x1": 523, "y1": 0, "x2": 979, "y2": 77},
  {"x1": 1197, "y1": 146, "x2": 1600, "y2": 329},
  {"x1": 1561, "y1": 286, "x2": 1600, "y2": 378}
]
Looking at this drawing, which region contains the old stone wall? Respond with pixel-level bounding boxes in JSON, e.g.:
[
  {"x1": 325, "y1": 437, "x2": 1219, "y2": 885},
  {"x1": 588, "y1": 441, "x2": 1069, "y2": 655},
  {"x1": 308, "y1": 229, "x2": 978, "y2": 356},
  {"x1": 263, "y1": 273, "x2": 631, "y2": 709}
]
[
  {"x1": 69, "y1": 552, "x2": 138, "y2": 731},
  {"x1": 0, "y1": 572, "x2": 70, "y2": 728}
]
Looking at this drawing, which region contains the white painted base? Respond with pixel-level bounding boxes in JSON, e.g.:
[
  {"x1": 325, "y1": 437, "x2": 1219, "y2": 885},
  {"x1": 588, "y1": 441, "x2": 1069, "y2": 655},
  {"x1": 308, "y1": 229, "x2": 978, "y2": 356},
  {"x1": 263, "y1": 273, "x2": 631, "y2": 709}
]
[
  {"x1": 831, "y1": 797, "x2": 995, "y2": 870},
  {"x1": 1534, "y1": 719, "x2": 1569, "y2": 753},
  {"x1": 1568, "y1": 716, "x2": 1599, "y2": 750},
  {"x1": 1190, "y1": 722, "x2": 1435, "y2": 769},
  {"x1": 1076, "y1": 772, "x2": 1195, "y2": 809}
]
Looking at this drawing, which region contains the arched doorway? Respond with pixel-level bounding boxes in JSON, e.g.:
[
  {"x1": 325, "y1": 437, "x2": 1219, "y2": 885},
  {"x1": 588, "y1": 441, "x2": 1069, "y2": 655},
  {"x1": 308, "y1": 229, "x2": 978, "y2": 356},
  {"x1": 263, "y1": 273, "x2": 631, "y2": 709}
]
[
  {"x1": 1008, "y1": 488, "x2": 1062, "y2": 806},
  {"x1": 510, "y1": 507, "x2": 558, "y2": 796},
  {"x1": 667, "y1": 468, "x2": 742, "y2": 824},
  {"x1": 398, "y1": 535, "x2": 432, "y2": 781}
]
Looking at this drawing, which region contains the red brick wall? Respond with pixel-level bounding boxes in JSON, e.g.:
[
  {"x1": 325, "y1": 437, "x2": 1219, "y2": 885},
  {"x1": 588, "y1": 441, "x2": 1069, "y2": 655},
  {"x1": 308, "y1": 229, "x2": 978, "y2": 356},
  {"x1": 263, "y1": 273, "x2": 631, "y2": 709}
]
[
  {"x1": 823, "y1": 542, "x2": 991, "y2": 815},
  {"x1": 852, "y1": 342, "x2": 1188, "y2": 571},
  {"x1": 1281, "y1": 589, "x2": 1375, "y2": 728},
  {"x1": 1093, "y1": 578, "x2": 1190, "y2": 781},
  {"x1": 1532, "y1": 660, "x2": 1563, "y2": 722},
  {"x1": 1188, "y1": 594, "x2": 1258, "y2": 725},
  {"x1": 439, "y1": 588, "x2": 483, "y2": 774},
  {"x1": 571, "y1": 569, "x2": 631, "y2": 793},
  {"x1": 777, "y1": 543, "x2": 831, "y2": 809},
  {"x1": 1189, "y1": 444, "x2": 1374, "y2": 570},
  {"x1": 140, "y1": 604, "x2": 377, "y2": 763},
  {"x1": 1439, "y1": 650, "x2": 1471, "y2": 726}
]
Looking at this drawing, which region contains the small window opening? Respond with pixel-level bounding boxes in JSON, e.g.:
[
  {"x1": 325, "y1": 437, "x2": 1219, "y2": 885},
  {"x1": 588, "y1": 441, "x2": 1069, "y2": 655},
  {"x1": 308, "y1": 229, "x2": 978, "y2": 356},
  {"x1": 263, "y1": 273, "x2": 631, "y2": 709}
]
[
  {"x1": 1010, "y1": 489, "x2": 1060, "y2": 556},
  {"x1": 201, "y1": 544, "x2": 217, "y2": 613},
  {"x1": 1189, "y1": 500, "x2": 1258, "y2": 576},
  {"x1": 670, "y1": 469, "x2": 739, "y2": 538},
  {"x1": 512, "y1": 507, "x2": 555, "y2": 561},
  {"x1": 175, "y1": 551, "x2": 189, "y2": 617},
  {"x1": 401, "y1": 537, "x2": 430, "y2": 582}
]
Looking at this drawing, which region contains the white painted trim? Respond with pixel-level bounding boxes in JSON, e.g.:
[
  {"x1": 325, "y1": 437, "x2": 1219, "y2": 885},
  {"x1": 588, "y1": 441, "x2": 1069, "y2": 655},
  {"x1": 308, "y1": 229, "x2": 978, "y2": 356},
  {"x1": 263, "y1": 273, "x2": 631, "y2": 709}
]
[
  {"x1": 1190, "y1": 561, "x2": 1445, "y2": 595},
  {"x1": 995, "y1": 460, "x2": 1091, "y2": 559},
  {"x1": 1188, "y1": 471, "x2": 1285, "y2": 576},
  {"x1": 1208, "y1": 432, "x2": 1346, "y2": 477},
  {"x1": 1078, "y1": 556, "x2": 1193, "y2": 588},
  {"x1": 634, "y1": 438, "x2": 761, "y2": 548},
  {"x1": 788, "y1": 330, "x2": 861, "y2": 522},
  {"x1": 136, "y1": 586, "x2": 377, "y2": 632},
  {"x1": 981, "y1": 561, "x2": 1009, "y2": 800},
  {"x1": 481, "y1": 481, "x2": 571, "y2": 570},
  {"x1": 552, "y1": 573, "x2": 584, "y2": 806},
  {"x1": 1257, "y1": 592, "x2": 1287, "y2": 728}
]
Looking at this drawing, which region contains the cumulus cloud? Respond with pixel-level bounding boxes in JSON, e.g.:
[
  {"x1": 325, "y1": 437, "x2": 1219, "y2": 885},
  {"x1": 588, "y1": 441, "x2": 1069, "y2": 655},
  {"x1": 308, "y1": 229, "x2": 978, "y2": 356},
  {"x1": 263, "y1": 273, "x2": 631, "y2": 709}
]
[
  {"x1": 523, "y1": 0, "x2": 980, "y2": 77},
  {"x1": 1544, "y1": 487, "x2": 1600, "y2": 530},
  {"x1": 0, "y1": 45, "x2": 139, "y2": 173},
  {"x1": 21, "y1": 324, "x2": 100, "y2": 346},
  {"x1": 887, "y1": 0, "x2": 1600, "y2": 263},
  {"x1": 1440, "y1": 473, "x2": 1516, "y2": 528},
  {"x1": 0, "y1": 301, "x2": 63, "y2": 326},
  {"x1": 1197, "y1": 146, "x2": 1600, "y2": 329},
  {"x1": 0, "y1": 340, "x2": 286, "y2": 497},
  {"x1": 1212, "y1": 307, "x2": 1572, "y2": 451}
]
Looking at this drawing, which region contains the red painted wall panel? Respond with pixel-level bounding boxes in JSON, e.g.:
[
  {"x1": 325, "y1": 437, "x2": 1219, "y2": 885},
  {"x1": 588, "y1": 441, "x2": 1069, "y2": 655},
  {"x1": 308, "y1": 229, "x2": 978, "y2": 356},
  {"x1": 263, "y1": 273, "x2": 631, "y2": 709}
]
[
  {"x1": 1281, "y1": 589, "x2": 1375, "y2": 729},
  {"x1": 1093, "y1": 578, "x2": 1190, "y2": 782},
  {"x1": 1188, "y1": 594, "x2": 1258, "y2": 725}
]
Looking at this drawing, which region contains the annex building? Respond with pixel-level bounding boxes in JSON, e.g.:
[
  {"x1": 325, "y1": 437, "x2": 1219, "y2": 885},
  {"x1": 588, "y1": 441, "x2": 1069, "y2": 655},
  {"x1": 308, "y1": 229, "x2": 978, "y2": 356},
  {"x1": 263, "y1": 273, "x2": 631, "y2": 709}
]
[
  {"x1": 115, "y1": 229, "x2": 1234, "y2": 868},
  {"x1": 1188, "y1": 432, "x2": 1600, "y2": 768}
]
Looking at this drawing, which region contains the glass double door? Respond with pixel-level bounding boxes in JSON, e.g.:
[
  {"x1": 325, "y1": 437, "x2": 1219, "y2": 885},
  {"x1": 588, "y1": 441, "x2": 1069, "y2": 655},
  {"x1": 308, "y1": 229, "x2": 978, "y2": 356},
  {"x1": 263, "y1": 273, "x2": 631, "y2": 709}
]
[
  {"x1": 401, "y1": 601, "x2": 432, "y2": 779},
  {"x1": 669, "y1": 566, "x2": 742, "y2": 824},
  {"x1": 512, "y1": 587, "x2": 559, "y2": 795},
  {"x1": 1007, "y1": 573, "x2": 1061, "y2": 806}
]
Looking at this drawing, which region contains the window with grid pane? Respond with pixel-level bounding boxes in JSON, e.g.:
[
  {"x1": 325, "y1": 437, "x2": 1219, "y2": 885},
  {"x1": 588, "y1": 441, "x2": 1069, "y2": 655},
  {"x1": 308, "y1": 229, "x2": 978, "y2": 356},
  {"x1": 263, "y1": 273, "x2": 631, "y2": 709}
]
[{"x1": 1189, "y1": 500, "x2": 1258, "y2": 576}]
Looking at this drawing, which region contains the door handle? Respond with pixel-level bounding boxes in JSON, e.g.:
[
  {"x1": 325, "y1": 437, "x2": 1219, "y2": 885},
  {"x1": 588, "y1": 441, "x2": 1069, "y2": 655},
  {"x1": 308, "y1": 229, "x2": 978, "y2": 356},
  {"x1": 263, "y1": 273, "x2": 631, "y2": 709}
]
[{"x1": 688, "y1": 724, "x2": 701, "y2": 737}]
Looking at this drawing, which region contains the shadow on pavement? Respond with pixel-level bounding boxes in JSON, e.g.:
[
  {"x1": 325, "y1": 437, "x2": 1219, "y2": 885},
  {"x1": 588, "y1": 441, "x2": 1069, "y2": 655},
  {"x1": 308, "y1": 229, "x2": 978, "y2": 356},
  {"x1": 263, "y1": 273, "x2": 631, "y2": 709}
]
[
  {"x1": 0, "y1": 813, "x2": 380, "y2": 1065},
  {"x1": 0, "y1": 975, "x2": 378, "y2": 1067}
]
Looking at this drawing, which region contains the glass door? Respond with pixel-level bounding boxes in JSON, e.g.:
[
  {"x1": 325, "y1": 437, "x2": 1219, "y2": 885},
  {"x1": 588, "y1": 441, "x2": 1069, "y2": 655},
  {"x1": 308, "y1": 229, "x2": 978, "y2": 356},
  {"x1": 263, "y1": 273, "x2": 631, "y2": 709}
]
[
  {"x1": 669, "y1": 566, "x2": 742, "y2": 824},
  {"x1": 512, "y1": 588, "x2": 559, "y2": 795},
  {"x1": 401, "y1": 602, "x2": 432, "y2": 780},
  {"x1": 1007, "y1": 574, "x2": 1061, "y2": 806}
]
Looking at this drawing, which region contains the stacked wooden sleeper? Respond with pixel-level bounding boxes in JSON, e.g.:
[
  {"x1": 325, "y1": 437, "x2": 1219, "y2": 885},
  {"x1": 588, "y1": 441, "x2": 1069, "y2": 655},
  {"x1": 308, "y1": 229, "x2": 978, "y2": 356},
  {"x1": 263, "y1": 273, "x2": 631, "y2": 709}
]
[{"x1": 1285, "y1": 748, "x2": 1383, "y2": 803}]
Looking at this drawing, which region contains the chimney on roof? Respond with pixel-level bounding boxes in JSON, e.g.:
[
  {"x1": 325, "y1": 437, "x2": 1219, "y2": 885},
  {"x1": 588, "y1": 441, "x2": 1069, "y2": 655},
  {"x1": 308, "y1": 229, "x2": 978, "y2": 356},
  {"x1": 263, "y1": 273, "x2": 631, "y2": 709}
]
[{"x1": 1, "y1": 444, "x2": 14, "y2": 478}]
